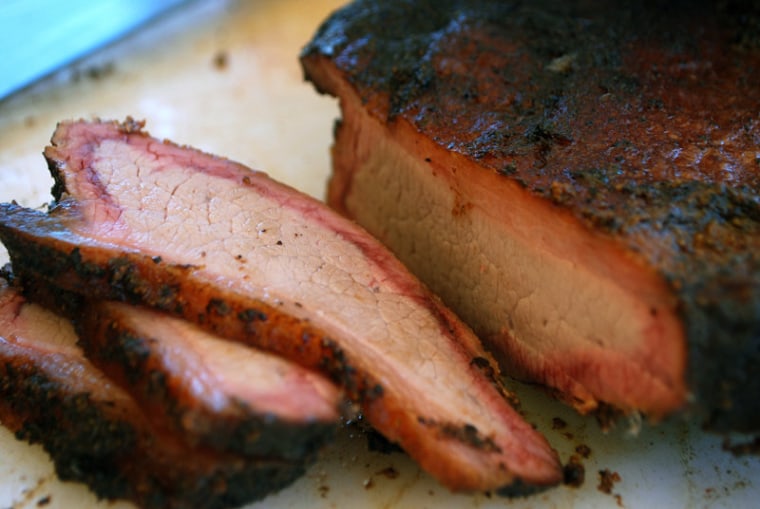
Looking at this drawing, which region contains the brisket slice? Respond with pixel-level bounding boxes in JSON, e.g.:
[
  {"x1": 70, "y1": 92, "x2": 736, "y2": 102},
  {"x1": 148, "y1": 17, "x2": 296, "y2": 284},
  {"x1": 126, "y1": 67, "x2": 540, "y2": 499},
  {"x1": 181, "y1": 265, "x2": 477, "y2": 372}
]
[
  {"x1": 0, "y1": 119, "x2": 562, "y2": 492},
  {"x1": 0, "y1": 274, "x2": 308, "y2": 509},
  {"x1": 300, "y1": 0, "x2": 760, "y2": 433},
  {"x1": 19, "y1": 273, "x2": 340, "y2": 460}
]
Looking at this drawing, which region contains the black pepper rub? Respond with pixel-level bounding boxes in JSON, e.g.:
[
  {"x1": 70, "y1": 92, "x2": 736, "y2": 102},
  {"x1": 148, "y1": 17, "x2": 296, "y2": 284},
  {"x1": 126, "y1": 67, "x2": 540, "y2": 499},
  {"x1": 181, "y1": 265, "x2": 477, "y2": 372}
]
[{"x1": 302, "y1": 0, "x2": 760, "y2": 433}]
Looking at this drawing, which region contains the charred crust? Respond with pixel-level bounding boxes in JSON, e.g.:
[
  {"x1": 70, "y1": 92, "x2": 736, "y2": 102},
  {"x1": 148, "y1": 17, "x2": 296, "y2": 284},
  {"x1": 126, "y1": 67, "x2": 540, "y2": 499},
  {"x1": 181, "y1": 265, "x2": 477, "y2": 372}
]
[
  {"x1": 237, "y1": 308, "x2": 267, "y2": 322},
  {"x1": 0, "y1": 360, "x2": 310, "y2": 508},
  {"x1": 303, "y1": 0, "x2": 760, "y2": 432},
  {"x1": 417, "y1": 416, "x2": 500, "y2": 453},
  {"x1": 0, "y1": 210, "x2": 377, "y2": 428},
  {"x1": 110, "y1": 327, "x2": 333, "y2": 458},
  {"x1": 207, "y1": 298, "x2": 231, "y2": 316},
  {"x1": 0, "y1": 296, "x2": 320, "y2": 508},
  {"x1": 563, "y1": 456, "x2": 586, "y2": 488},
  {"x1": 592, "y1": 403, "x2": 627, "y2": 432},
  {"x1": 0, "y1": 362, "x2": 138, "y2": 500},
  {"x1": 118, "y1": 116, "x2": 147, "y2": 135},
  {"x1": 495, "y1": 477, "x2": 554, "y2": 498},
  {"x1": 320, "y1": 341, "x2": 379, "y2": 403},
  {"x1": 14, "y1": 273, "x2": 336, "y2": 461},
  {"x1": 470, "y1": 356, "x2": 521, "y2": 409}
]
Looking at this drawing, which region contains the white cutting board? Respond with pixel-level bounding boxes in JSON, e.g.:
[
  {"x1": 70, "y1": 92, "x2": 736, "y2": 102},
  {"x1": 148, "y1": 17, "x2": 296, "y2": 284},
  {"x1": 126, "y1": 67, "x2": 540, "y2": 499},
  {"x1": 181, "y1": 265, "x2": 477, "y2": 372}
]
[{"x1": 0, "y1": 1, "x2": 757, "y2": 508}]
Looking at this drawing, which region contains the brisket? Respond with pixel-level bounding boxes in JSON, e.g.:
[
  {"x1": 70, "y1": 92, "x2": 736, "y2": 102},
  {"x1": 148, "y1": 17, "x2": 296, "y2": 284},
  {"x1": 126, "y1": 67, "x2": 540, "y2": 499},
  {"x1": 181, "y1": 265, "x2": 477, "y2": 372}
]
[
  {"x1": 301, "y1": 0, "x2": 760, "y2": 432},
  {"x1": 0, "y1": 119, "x2": 562, "y2": 492},
  {"x1": 19, "y1": 274, "x2": 341, "y2": 460},
  {"x1": 0, "y1": 274, "x2": 310, "y2": 509}
]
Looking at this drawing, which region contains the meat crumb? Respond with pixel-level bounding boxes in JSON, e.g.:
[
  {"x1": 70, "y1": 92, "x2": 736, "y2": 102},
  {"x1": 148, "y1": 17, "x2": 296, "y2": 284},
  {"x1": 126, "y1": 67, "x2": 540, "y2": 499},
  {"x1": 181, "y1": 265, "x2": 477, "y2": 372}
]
[
  {"x1": 575, "y1": 443, "x2": 592, "y2": 458},
  {"x1": 597, "y1": 468, "x2": 621, "y2": 494},
  {"x1": 551, "y1": 417, "x2": 567, "y2": 430},
  {"x1": 562, "y1": 456, "x2": 585, "y2": 488}
]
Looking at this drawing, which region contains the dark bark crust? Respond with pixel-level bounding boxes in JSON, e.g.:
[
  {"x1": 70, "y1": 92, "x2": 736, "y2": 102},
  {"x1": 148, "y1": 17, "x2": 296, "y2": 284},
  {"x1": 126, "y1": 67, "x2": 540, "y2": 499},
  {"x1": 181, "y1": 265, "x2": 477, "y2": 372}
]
[
  {"x1": 0, "y1": 204, "x2": 378, "y2": 405},
  {"x1": 19, "y1": 277, "x2": 338, "y2": 461},
  {"x1": 301, "y1": 0, "x2": 760, "y2": 432},
  {"x1": 0, "y1": 333, "x2": 307, "y2": 509}
]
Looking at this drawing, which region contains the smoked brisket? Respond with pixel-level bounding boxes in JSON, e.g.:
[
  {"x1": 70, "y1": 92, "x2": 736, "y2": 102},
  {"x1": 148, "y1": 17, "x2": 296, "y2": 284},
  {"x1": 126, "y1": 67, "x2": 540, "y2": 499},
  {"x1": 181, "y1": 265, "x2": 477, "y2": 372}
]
[
  {"x1": 0, "y1": 274, "x2": 310, "y2": 509},
  {"x1": 0, "y1": 119, "x2": 562, "y2": 493},
  {"x1": 301, "y1": 0, "x2": 760, "y2": 432},
  {"x1": 18, "y1": 274, "x2": 341, "y2": 460}
]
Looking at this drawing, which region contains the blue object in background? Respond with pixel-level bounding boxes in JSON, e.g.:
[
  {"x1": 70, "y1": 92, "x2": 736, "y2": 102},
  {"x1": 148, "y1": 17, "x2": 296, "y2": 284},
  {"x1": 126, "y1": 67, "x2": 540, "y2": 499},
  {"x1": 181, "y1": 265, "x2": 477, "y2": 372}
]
[{"x1": 0, "y1": 0, "x2": 187, "y2": 99}]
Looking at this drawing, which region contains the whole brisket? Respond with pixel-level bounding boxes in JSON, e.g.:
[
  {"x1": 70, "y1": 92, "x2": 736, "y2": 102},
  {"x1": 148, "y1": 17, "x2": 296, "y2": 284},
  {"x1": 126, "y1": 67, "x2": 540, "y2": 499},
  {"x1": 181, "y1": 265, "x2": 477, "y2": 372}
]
[{"x1": 301, "y1": 0, "x2": 760, "y2": 432}]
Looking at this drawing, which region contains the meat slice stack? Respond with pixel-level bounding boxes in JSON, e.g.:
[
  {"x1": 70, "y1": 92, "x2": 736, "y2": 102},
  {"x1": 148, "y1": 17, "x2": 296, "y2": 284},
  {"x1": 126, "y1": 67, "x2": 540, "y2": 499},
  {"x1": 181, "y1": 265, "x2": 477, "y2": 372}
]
[
  {"x1": 78, "y1": 299, "x2": 339, "y2": 459},
  {"x1": 20, "y1": 276, "x2": 340, "y2": 461},
  {"x1": 300, "y1": 0, "x2": 760, "y2": 433},
  {"x1": 0, "y1": 118, "x2": 562, "y2": 507},
  {"x1": 0, "y1": 273, "x2": 319, "y2": 509}
]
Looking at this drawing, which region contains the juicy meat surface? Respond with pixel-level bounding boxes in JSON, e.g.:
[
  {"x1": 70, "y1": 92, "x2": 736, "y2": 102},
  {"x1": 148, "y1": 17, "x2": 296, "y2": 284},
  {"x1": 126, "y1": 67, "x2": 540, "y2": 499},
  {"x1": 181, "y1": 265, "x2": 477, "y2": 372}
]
[
  {"x1": 0, "y1": 119, "x2": 562, "y2": 492},
  {"x1": 0, "y1": 275, "x2": 309, "y2": 509},
  {"x1": 81, "y1": 300, "x2": 340, "y2": 459},
  {"x1": 23, "y1": 277, "x2": 341, "y2": 460},
  {"x1": 301, "y1": 0, "x2": 760, "y2": 432}
]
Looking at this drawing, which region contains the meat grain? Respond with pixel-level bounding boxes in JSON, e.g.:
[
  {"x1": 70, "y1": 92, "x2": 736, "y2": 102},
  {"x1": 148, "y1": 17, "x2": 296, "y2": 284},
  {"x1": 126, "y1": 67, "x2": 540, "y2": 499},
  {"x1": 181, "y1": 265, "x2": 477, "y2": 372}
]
[
  {"x1": 0, "y1": 118, "x2": 562, "y2": 493},
  {"x1": 301, "y1": 0, "x2": 760, "y2": 432}
]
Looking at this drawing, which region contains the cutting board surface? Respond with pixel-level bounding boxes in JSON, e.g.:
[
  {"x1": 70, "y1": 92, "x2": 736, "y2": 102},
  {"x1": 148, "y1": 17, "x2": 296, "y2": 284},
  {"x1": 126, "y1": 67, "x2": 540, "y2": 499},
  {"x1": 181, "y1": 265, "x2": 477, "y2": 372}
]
[{"x1": 0, "y1": 1, "x2": 758, "y2": 508}]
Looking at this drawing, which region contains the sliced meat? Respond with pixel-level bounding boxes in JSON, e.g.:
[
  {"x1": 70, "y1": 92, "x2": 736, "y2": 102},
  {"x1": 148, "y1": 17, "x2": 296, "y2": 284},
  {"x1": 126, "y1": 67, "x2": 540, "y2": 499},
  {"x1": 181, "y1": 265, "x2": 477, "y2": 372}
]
[
  {"x1": 83, "y1": 300, "x2": 340, "y2": 459},
  {"x1": 0, "y1": 274, "x2": 310, "y2": 509},
  {"x1": 0, "y1": 118, "x2": 562, "y2": 493},
  {"x1": 20, "y1": 275, "x2": 340, "y2": 459},
  {"x1": 300, "y1": 0, "x2": 760, "y2": 432}
]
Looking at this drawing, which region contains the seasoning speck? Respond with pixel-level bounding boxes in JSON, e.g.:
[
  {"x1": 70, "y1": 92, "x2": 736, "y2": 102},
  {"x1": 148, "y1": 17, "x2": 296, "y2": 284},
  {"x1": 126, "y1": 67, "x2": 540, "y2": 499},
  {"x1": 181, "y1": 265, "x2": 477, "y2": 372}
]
[
  {"x1": 213, "y1": 50, "x2": 228, "y2": 70},
  {"x1": 597, "y1": 468, "x2": 621, "y2": 494}
]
